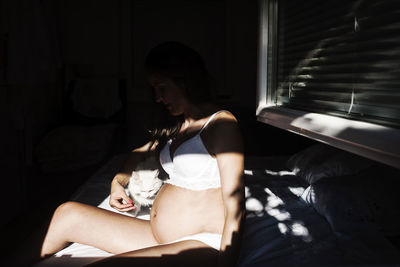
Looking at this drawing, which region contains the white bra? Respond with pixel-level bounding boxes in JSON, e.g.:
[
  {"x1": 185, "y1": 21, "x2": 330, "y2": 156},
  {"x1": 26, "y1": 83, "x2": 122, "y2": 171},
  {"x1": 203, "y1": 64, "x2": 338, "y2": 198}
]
[{"x1": 159, "y1": 111, "x2": 228, "y2": 190}]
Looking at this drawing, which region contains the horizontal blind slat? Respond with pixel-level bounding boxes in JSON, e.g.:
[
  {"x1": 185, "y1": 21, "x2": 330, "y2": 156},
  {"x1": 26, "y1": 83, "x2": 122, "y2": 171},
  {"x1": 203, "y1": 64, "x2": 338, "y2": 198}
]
[{"x1": 277, "y1": 0, "x2": 400, "y2": 128}]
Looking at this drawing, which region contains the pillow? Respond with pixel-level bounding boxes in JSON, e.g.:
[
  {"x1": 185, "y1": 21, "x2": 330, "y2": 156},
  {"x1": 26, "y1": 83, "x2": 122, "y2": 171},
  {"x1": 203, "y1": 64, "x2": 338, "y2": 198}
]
[
  {"x1": 305, "y1": 165, "x2": 400, "y2": 237},
  {"x1": 286, "y1": 143, "x2": 375, "y2": 184},
  {"x1": 35, "y1": 124, "x2": 117, "y2": 172},
  {"x1": 71, "y1": 78, "x2": 122, "y2": 119}
]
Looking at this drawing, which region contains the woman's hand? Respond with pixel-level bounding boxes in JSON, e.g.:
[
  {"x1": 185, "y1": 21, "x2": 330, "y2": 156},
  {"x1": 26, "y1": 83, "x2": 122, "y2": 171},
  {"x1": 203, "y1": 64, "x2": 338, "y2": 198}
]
[
  {"x1": 108, "y1": 141, "x2": 156, "y2": 212},
  {"x1": 109, "y1": 176, "x2": 136, "y2": 212}
]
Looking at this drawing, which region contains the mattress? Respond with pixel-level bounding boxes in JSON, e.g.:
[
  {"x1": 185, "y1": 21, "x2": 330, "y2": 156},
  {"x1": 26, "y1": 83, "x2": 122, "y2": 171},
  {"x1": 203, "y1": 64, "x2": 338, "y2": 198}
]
[{"x1": 34, "y1": 154, "x2": 399, "y2": 266}]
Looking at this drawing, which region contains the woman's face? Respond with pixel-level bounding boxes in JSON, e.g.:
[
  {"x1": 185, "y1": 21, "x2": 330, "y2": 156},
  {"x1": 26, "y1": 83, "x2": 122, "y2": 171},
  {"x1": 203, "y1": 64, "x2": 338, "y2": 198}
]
[{"x1": 148, "y1": 74, "x2": 188, "y2": 116}]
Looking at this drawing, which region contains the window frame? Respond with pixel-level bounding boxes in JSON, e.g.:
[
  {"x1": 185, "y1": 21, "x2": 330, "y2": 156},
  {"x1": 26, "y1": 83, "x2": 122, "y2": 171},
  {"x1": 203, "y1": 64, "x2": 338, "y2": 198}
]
[{"x1": 256, "y1": 0, "x2": 400, "y2": 169}]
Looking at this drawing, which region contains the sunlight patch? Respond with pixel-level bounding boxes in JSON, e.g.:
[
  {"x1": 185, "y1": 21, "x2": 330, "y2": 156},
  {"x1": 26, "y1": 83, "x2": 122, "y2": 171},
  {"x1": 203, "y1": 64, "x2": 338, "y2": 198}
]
[
  {"x1": 288, "y1": 187, "x2": 305, "y2": 197},
  {"x1": 290, "y1": 222, "x2": 312, "y2": 242},
  {"x1": 244, "y1": 186, "x2": 251, "y2": 197},
  {"x1": 264, "y1": 187, "x2": 276, "y2": 196},
  {"x1": 265, "y1": 169, "x2": 297, "y2": 176},
  {"x1": 266, "y1": 208, "x2": 291, "y2": 221},
  {"x1": 244, "y1": 170, "x2": 254, "y2": 175},
  {"x1": 278, "y1": 222, "x2": 289, "y2": 234},
  {"x1": 266, "y1": 195, "x2": 283, "y2": 208},
  {"x1": 246, "y1": 197, "x2": 264, "y2": 213}
]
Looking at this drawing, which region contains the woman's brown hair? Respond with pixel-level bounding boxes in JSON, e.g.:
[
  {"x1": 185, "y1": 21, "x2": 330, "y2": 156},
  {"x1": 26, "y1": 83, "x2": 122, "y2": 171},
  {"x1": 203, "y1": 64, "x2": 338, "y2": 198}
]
[{"x1": 145, "y1": 41, "x2": 213, "y2": 149}]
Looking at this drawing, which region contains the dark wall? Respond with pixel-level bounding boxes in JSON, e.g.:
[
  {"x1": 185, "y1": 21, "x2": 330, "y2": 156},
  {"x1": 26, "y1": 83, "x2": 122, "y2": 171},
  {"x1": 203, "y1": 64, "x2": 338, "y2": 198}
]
[
  {"x1": 51, "y1": 0, "x2": 261, "y2": 148},
  {"x1": 0, "y1": 0, "x2": 313, "y2": 227}
]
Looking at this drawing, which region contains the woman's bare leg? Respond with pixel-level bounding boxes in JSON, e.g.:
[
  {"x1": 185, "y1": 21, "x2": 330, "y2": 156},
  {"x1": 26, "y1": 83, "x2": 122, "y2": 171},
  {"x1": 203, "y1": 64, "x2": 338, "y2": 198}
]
[
  {"x1": 41, "y1": 201, "x2": 159, "y2": 257},
  {"x1": 3, "y1": 201, "x2": 159, "y2": 267},
  {"x1": 89, "y1": 240, "x2": 219, "y2": 267}
]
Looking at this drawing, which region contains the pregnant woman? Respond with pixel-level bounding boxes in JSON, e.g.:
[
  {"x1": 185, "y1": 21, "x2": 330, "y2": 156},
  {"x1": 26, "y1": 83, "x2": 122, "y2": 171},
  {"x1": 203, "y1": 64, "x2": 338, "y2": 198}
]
[{"x1": 25, "y1": 41, "x2": 244, "y2": 267}]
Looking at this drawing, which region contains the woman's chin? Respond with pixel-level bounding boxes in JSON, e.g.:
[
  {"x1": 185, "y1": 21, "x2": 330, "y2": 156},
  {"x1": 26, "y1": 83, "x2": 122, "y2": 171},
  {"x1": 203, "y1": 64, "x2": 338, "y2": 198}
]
[
  {"x1": 169, "y1": 109, "x2": 183, "y2": 116},
  {"x1": 169, "y1": 111, "x2": 180, "y2": 116}
]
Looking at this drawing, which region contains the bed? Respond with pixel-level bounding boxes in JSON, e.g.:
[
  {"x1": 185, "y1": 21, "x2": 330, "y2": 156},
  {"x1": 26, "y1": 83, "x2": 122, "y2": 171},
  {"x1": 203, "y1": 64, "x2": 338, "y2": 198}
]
[{"x1": 34, "y1": 144, "x2": 400, "y2": 266}]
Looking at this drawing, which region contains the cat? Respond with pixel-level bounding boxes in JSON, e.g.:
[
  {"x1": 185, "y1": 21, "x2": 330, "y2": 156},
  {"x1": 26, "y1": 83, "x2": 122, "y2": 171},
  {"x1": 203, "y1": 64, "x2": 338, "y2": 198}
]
[{"x1": 127, "y1": 156, "x2": 165, "y2": 216}]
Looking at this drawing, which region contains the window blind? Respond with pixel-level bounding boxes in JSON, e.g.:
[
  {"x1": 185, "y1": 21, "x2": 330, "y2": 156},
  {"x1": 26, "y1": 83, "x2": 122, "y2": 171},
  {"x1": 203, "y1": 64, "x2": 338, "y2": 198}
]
[{"x1": 276, "y1": 0, "x2": 400, "y2": 128}]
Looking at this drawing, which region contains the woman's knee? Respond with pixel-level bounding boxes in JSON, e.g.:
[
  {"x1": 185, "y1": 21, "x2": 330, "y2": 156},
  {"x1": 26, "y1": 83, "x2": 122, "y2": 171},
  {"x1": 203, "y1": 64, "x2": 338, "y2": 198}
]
[{"x1": 52, "y1": 201, "x2": 83, "y2": 226}]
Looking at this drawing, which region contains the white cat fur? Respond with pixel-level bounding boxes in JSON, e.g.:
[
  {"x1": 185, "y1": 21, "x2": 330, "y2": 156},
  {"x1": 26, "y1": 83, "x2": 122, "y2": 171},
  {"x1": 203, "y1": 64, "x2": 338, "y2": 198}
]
[{"x1": 127, "y1": 157, "x2": 163, "y2": 216}]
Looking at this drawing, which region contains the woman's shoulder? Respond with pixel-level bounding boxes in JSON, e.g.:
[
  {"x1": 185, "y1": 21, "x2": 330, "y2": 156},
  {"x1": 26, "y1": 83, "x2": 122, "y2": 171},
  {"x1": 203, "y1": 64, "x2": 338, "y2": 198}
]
[
  {"x1": 213, "y1": 110, "x2": 237, "y2": 121},
  {"x1": 201, "y1": 108, "x2": 243, "y2": 155},
  {"x1": 202, "y1": 108, "x2": 240, "y2": 137},
  {"x1": 206, "y1": 108, "x2": 238, "y2": 126},
  {"x1": 201, "y1": 104, "x2": 236, "y2": 121}
]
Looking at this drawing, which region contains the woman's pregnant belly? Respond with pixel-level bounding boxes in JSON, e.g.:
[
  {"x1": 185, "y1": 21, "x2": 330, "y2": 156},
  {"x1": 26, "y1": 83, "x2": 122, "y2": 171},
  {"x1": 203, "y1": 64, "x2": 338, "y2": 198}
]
[{"x1": 150, "y1": 184, "x2": 225, "y2": 244}]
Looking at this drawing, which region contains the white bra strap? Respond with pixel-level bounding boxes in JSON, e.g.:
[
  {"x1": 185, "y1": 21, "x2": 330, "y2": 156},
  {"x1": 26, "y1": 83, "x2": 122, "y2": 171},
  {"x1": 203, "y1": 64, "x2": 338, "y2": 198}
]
[{"x1": 199, "y1": 110, "x2": 228, "y2": 134}]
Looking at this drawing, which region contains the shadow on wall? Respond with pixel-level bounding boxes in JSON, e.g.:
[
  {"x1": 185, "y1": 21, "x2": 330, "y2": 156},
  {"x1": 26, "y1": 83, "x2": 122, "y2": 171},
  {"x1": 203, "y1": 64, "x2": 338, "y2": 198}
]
[{"x1": 231, "y1": 107, "x2": 317, "y2": 157}]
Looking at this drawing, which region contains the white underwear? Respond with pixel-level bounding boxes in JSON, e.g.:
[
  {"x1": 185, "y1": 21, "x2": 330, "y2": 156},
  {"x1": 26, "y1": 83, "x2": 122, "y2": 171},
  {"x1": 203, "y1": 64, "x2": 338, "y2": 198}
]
[{"x1": 169, "y1": 232, "x2": 222, "y2": 251}]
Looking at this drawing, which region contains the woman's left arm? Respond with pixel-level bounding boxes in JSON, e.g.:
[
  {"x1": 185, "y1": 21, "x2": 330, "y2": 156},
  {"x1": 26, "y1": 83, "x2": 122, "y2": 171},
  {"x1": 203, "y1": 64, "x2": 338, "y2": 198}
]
[{"x1": 208, "y1": 112, "x2": 245, "y2": 267}]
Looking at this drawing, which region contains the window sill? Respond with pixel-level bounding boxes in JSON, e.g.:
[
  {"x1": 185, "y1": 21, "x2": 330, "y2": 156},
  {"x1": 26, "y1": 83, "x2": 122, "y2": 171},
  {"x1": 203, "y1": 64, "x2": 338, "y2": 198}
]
[{"x1": 257, "y1": 106, "x2": 400, "y2": 169}]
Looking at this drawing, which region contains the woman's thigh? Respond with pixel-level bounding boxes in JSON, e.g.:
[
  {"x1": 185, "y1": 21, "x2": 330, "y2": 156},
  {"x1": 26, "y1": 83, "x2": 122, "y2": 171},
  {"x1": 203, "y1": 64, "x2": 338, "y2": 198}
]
[
  {"x1": 46, "y1": 201, "x2": 159, "y2": 254},
  {"x1": 89, "y1": 240, "x2": 219, "y2": 267}
]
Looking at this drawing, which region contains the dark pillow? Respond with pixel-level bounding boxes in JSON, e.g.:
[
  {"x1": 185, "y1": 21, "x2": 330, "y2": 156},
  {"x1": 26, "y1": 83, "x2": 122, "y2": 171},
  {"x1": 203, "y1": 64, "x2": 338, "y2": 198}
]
[
  {"x1": 308, "y1": 165, "x2": 400, "y2": 237},
  {"x1": 286, "y1": 143, "x2": 375, "y2": 184},
  {"x1": 35, "y1": 124, "x2": 117, "y2": 172}
]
